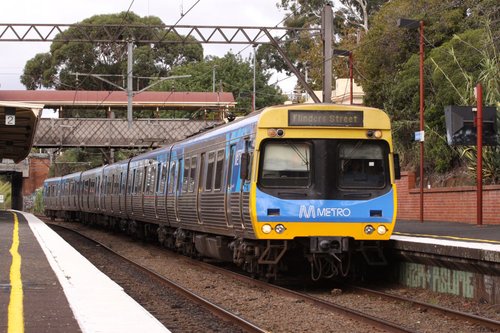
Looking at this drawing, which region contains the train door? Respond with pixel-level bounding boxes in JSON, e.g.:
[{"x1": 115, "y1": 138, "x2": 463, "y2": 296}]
[
  {"x1": 119, "y1": 171, "x2": 124, "y2": 214},
  {"x1": 196, "y1": 153, "x2": 205, "y2": 224},
  {"x1": 174, "y1": 158, "x2": 182, "y2": 222},
  {"x1": 224, "y1": 144, "x2": 236, "y2": 228},
  {"x1": 238, "y1": 139, "x2": 251, "y2": 229},
  {"x1": 154, "y1": 162, "x2": 160, "y2": 219},
  {"x1": 141, "y1": 164, "x2": 147, "y2": 217}
]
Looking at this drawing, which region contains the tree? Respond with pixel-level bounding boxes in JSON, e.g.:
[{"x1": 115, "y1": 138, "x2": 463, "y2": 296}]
[
  {"x1": 257, "y1": 0, "x2": 387, "y2": 93},
  {"x1": 157, "y1": 53, "x2": 287, "y2": 115},
  {"x1": 357, "y1": 0, "x2": 499, "y2": 177},
  {"x1": 21, "y1": 12, "x2": 203, "y2": 91}
]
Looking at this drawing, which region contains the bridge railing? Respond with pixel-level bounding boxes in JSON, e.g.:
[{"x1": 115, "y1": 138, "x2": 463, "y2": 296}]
[{"x1": 33, "y1": 118, "x2": 223, "y2": 148}]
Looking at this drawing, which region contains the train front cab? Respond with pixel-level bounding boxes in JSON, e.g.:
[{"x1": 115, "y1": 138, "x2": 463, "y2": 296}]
[{"x1": 247, "y1": 104, "x2": 399, "y2": 279}]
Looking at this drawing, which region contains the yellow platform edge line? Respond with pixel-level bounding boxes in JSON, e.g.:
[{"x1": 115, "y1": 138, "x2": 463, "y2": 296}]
[
  {"x1": 8, "y1": 212, "x2": 24, "y2": 333},
  {"x1": 394, "y1": 231, "x2": 500, "y2": 245}
]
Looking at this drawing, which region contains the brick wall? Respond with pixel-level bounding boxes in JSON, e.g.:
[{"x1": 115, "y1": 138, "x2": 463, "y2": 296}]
[
  {"x1": 395, "y1": 172, "x2": 500, "y2": 225},
  {"x1": 22, "y1": 156, "x2": 50, "y2": 195}
]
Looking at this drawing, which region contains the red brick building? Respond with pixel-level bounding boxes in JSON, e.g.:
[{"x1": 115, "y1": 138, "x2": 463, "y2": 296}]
[{"x1": 396, "y1": 172, "x2": 500, "y2": 225}]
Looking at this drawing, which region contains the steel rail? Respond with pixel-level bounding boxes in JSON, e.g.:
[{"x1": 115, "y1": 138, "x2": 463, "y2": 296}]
[
  {"x1": 181, "y1": 259, "x2": 416, "y2": 333},
  {"x1": 49, "y1": 223, "x2": 268, "y2": 333},
  {"x1": 351, "y1": 286, "x2": 500, "y2": 332}
]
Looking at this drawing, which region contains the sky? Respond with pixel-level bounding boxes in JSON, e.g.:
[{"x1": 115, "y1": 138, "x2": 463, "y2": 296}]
[{"x1": 0, "y1": 0, "x2": 297, "y2": 93}]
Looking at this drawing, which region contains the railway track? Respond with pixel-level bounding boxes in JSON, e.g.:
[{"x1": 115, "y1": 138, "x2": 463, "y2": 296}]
[
  {"x1": 49, "y1": 223, "x2": 266, "y2": 333},
  {"x1": 348, "y1": 286, "x2": 500, "y2": 332},
  {"x1": 47, "y1": 220, "x2": 500, "y2": 333}
]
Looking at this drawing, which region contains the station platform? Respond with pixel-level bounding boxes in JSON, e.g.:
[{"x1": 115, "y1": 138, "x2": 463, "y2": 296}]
[
  {"x1": 394, "y1": 219, "x2": 500, "y2": 244},
  {"x1": 0, "y1": 210, "x2": 170, "y2": 333},
  {"x1": 392, "y1": 219, "x2": 500, "y2": 260},
  {"x1": 391, "y1": 219, "x2": 500, "y2": 304},
  {"x1": 392, "y1": 219, "x2": 500, "y2": 266}
]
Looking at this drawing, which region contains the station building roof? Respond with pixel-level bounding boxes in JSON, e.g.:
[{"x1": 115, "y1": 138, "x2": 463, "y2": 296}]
[
  {"x1": 0, "y1": 90, "x2": 236, "y2": 163},
  {"x1": 0, "y1": 90, "x2": 236, "y2": 110}
]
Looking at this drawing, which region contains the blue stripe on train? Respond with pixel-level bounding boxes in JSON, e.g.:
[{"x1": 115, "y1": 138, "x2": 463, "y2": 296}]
[{"x1": 255, "y1": 188, "x2": 395, "y2": 223}]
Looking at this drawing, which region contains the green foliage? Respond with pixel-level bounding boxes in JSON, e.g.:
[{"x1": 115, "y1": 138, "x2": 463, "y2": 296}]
[
  {"x1": 33, "y1": 188, "x2": 45, "y2": 214},
  {"x1": 157, "y1": 53, "x2": 286, "y2": 114},
  {"x1": 0, "y1": 180, "x2": 11, "y2": 209},
  {"x1": 21, "y1": 12, "x2": 203, "y2": 91},
  {"x1": 357, "y1": 0, "x2": 499, "y2": 178},
  {"x1": 460, "y1": 146, "x2": 500, "y2": 184},
  {"x1": 51, "y1": 148, "x2": 106, "y2": 176}
]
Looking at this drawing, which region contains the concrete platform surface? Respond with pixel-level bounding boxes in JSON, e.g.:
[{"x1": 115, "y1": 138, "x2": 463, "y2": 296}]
[{"x1": 1, "y1": 210, "x2": 170, "y2": 333}]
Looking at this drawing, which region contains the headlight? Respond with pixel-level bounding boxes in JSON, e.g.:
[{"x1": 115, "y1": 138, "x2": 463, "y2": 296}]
[
  {"x1": 275, "y1": 224, "x2": 286, "y2": 234},
  {"x1": 262, "y1": 224, "x2": 272, "y2": 234},
  {"x1": 364, "y1": 225, "x2": 375, "y2": 235},
  {"x1": 377, "y1": 225, "x2": 388, "y2": 235}
]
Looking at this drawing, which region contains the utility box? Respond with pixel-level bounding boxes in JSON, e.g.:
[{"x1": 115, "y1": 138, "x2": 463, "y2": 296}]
[{"x1": 444, "y1": 105, "x2": 498, "y2": 146}]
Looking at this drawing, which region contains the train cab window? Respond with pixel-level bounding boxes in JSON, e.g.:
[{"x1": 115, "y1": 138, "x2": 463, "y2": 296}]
[
  {"x1": 259, "y1": 141, "x2": 311, "y2": 187},
  {"x1": 214, "y1": 149, "x2": 225, "y2": 191},
  {"x1": 205, "y1": 152, "x2": 215, "y2": 191},
  {"x1": 338, "y1": 142, "x2": 387, "y2": 189}
]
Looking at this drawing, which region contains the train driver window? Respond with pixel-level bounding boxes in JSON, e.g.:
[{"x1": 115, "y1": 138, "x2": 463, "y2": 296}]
[
  {"x1": 338, "y1": 142, "x2": 387, "y2": 189},
  {"x1": 259, "y1": 141, "x2": 311, "y2": 187}
]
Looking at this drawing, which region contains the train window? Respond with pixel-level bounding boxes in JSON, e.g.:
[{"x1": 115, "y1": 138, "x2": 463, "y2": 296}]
[
  {"x1": 338, "y1": 142, "x2": 387, "y2": 189},
  {"x1": 130, "y1": 169, "x2": 136, "y2": 194},
  {"x1": 143, "y1": 166, "x2": 148, "y2": 194},
  {"x1": 227, "y1": 144, "x2": 236, "y2": 190},
  {"x1": 146, "y1": 164, "x2": 155, "y2": 195},
  {"x1": 119, "y1": 172, "x2": 123, "y2": 193},
  {"x1": 188, "y1": 156, "x2": 197, "y2": 192},
  {"x1": 176, "y1": 159, "x2": 183, "y2": 194},
  {"x1": 182, "y1": 158, "x2": 190, "y2": 193},
  {"x1": 159, "y1": 162, "x2": 168, "y2": 193},
  {"x1": 168, "y1": 161, "x2": 176, "y2": 194},
  {"x1": 156, "y1": 163, "x2": 162, "y2": 193},
  {"x1": 205, "y1": 152, "x2": 215, "y2": 191},
  {"x1": 214, "y1": 149, "x2": 225, "y2": 191},
  {"x1": 260, "y1": 141, "x2": 311, "y2": 187},
  {"x1": 134, "y1": 169, "x2": 141, "y2": 194},
  {"x1": 114, "y1": 174, "x2": 119, "y2": 194}
]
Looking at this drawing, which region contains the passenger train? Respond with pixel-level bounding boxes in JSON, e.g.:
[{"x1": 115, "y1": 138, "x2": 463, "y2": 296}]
[{"x1": 43, "y1": 103, "x2": 400, "y2": 280}]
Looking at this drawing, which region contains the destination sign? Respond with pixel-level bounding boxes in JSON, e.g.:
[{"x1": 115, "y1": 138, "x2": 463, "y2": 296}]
[{"x1": 288, "y1": 110, "x2": 364, "y2": 127}]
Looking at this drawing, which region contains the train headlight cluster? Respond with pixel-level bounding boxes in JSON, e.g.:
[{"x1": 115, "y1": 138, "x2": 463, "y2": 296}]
[
  {"x1": 261, "y1": 224, "x2": 287, "y2": 234},
  {"x1": 366, "y1": 130, "x2": 382, "y2": 139},
  {"x1": 267, "y1": 128, "x2": 285, "y2": 138},
  {"x1": 364, "y1": 224, "x2": 388, "y2": 235}
]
